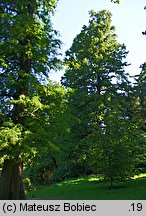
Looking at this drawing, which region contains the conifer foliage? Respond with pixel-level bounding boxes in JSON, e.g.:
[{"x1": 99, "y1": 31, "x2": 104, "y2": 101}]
[
  {"x1": 61, "y1": 10, "x2": 140, "y2": 186},
  {"x1": 0, "y1": 0, "x2": 61, "y2": 199}
]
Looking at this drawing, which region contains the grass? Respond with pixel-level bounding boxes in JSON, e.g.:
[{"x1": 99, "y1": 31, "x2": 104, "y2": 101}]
[{"x1": 27, "y1": 174, "x2": 146, "y2": 200}]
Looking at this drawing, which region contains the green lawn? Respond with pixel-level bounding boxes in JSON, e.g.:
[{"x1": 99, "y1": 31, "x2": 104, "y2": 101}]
[{"x1": 27, "y1": 174, "x2": 146, "y2": 200}]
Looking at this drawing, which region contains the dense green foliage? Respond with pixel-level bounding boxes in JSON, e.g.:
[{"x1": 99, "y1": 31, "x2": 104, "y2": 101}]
[
  {"x1": 0, "y1": 0, "x2": 62, "y2": 199},
  {"x1": 24, "y1": 81, "x2": 68, "y2": 185},
  {"x1": 0, "y1": 0, "x2": 61, "y2": 162},
  {"x1": 60, "y1": 10, "x2": 142, "y2": 186},
  {"x1": 0, "y1": 0, "x2": 146, "y2": 199}
]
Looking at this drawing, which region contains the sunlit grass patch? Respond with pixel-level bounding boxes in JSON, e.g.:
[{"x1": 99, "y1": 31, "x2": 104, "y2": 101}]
[
  {"x1": 56, "y1": 175, "x2": 102, "y2": 186},
  {"x1": 27, "y1": 173, "x2": 146, "y2": 200}
]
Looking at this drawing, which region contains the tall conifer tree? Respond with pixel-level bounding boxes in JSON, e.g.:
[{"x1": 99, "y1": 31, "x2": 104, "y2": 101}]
[
  {"x1": 61, "y1": 10, "x2": 138, "y2": 183},
  {"x1": 0, "y1": 0, "x2": 61, "y2": 199}
]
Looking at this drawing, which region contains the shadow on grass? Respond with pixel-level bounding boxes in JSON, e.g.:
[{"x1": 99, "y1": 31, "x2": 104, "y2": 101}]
[
  {"x1": 27, "y1": 174, "x2": 146, "y2": 200},
  {"x1": 105, "y1": 185, "x2": 129, "y2": 190}
]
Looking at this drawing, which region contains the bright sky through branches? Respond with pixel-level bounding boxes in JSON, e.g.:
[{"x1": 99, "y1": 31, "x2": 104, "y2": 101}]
[{"x1": 50, "y1": 0, "x2": 146, "y2": 82}]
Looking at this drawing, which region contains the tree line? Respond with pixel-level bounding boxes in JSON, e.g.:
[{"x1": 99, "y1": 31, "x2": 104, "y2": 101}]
[{"x1": 0, "y1": 0, "x2": 146, "y2": 199}]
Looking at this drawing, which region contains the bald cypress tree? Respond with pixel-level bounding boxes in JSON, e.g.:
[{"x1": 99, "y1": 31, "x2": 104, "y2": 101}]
[
  {"x1": 0, "y1": 0, "x2": 61, "y2": 199},
  {"x1": 61, "y1": 10, "x2": 138, "y2": 183},
  {"x1": 62, "y1": 9, "x2": 130, "y2": 142}
]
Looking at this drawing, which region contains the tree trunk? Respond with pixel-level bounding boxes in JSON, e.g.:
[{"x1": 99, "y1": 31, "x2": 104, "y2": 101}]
[
  {"x1": 0, "y1": 159, "x2": 25, "y2": 200},
  {"x1": 108, "y1": 153, "x2": 114, "y2": 189},
  {"x1": 110, "y1": 177, "x2": 114, "y2": 189}
]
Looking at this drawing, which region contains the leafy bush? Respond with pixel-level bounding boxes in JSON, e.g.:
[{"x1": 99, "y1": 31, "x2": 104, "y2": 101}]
[
  {"x1": 24, "y1": 155, "x2": 57, "y2": 185},
  {"x1": 51, "y1": 162, "x2": 92, "y2": 183}
]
